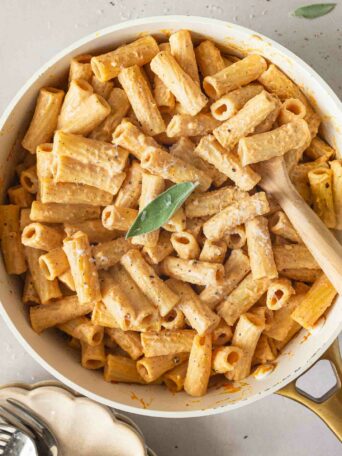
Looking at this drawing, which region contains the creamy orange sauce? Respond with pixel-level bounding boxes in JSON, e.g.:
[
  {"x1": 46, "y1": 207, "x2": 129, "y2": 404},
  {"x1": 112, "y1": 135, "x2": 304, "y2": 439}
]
[
  {"x1": 222, "y1": 382, "x2": 241, "y2": 393},
  {"x1": 130, "y1": 392, "x2": 152, "y2": 409},
  {"x1": 253, "y1": 363, "x2": 276, "y2": 379},
  {"x1": 300, "y1": 332, "x2": 311, "y2": 344}
]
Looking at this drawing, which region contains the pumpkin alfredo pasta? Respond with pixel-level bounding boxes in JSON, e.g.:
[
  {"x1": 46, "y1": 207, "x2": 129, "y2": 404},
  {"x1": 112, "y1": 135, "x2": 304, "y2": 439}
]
[{"x1": 0, "y1": 29, "x2": 340, "y2": 399}]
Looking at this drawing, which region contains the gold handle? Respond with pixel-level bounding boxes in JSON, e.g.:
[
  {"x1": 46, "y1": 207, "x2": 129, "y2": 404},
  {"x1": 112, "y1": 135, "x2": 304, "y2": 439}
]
[{"x1": 276, "y1": 339, "x2": 342, "y2": 441}]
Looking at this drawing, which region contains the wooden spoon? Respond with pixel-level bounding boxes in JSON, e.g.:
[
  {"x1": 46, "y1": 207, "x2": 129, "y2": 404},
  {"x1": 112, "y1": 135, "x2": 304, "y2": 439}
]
[{"x1": 255, "y1": 156, "x2": 342, "y2": 294}]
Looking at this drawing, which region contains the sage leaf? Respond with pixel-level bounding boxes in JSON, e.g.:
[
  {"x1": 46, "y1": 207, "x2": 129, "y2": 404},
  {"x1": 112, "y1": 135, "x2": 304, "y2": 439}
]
[
  {"x1": 293, "y1": 3, "x2": 336, "y2": 18},
  {"x1": 126, "y1": 182, "x2": 199, "y2": 238}
]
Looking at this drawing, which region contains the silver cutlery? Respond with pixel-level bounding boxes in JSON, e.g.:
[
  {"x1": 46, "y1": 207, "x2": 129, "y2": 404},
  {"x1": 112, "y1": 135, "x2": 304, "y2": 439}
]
[
  {"x1": 0, "y1": 399, "x2": 59, "y2": 456},
  {"x1": 0, "y1": 423, "x2": 37, "y2": 456}
]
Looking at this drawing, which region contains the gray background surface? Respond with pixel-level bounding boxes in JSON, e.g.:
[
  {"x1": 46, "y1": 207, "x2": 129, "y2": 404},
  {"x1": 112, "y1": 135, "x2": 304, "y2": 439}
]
[{"x1": 0, "y1": 1, "x2": 341, "y2": 455}]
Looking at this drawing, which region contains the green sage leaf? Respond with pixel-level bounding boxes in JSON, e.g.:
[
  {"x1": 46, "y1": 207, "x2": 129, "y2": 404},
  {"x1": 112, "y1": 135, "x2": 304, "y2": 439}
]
[
  {"x1": 293, "y1": 3, "x2": 336, "y2": 18},
  {"x1": 126, "y1": 182, "x2": 199, "y2": 239}
]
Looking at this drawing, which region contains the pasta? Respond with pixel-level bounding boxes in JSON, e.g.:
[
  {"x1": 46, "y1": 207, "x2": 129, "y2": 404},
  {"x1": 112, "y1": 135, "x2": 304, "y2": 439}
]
[
  {"x1": 150, "y1": 51, "x2": 208, "y2": 115},
  {"x1": 184, "y1": 334, "x2": 212, "y2": 396},
  {"x1": 30, "y1": 295, "x2": 94, "y2": 333},
  {"x1": 200, "y1": 249, "x2": 250, "y2": 308},
  {"x1": 170, "y1": 137, "x2": 227, "y2": 187},
  {"x1": 141, "y1": 329, "x2": 195, "y2": 357},
  {"x1": 167, "y1": 279, "x2": 220, "y2": 335},
  {"x1": 57, "y1": 80, "x2": 110, "y2": 135},
  {"x1": 91, "y1": 35, "x2": 159, "y2": 82},
  {"x1": 203, "y1": 192, "x2": 270, "y2": 241},
  {"x1": 1, "y1": 30, "x2": 338, "y2": 397},
  {"x1": 330, "y1": 160, "x2": 342, "y2": 229},
  {"x1": 140, "y1": 146, "x2": 212, "y2": 192},
  {"x1": 137, "y1": 353, "x2": 189, "y2": 383},
  {"x1": 195, "y1": 40, "x2": 226, "y2": 77},
  {"x1": 194, "y1": 135, "x2": 261, "y2": 191},
  {"x1": 153, "y1": 43, "x2": 176, "y2": 113},
  {"x1": 63, "y1": 231, "x2": 101, "y2": 304},
  {"x1": 170, "y1": 30, "x2": 200, "y2": 84},
  {"x1": 213, "y1": 91, "x2": 280, "y2": 150},
  {"x1": 238, "y1": 119, "x2": 311, "y2": 166},
  {"x1": 218, "y1": 273, "x2": 270, "y2": 326},
  {"x1": 308, "y1": 168, "x2": 336, "y2": 228},
  {"x1": 0, "y1": 205, "x2": 27, "y2": 274},
  {"x1": 118, "y1": 65, "x2": 165, "y2": 136},
  {"x1": 121, "y1": 249, "x2": 179, "y2": 317},
  {"x1": 210, "y1": 83, "x2": 263, "y2": 121},
  {"x1": 291, "y1": 273, "x2": 337, "y2": 329},
  {"x1": 203, "y1": 54, "x2": 267, "y2": 99},
  {"x1": 22, "y1": 223, "x2": 63, "y2": 251},
  {"x1": 170, "y1": 231, "x2": 200, "y2": 260},
  {"x1": 69, "y1": 54, "x2": 93, "y2": 83},
  {"x1": 132, "y1": 172, "x2": 165, "y2": 247},
  {"x1": 185, "y1": 186, "x2": 247, "y2": 218},
  {"x1": 269, "y1": 211, "x2": 301, "y2": 243},
  {"x1": 266, "y1": 278, "x2": 295, "y2": 311},
  {"x1": 90, "y1": 88, "x2": 130, "y2": 142},
  {"x1": 245, "y1": 216, "x2": 278, "y2": 280},
  {"x1": 225, "y1": 313, "x2": 265, "y2": 381},
  {"x1": 22, "y1": 87, "x2": 65, "y2": 154},
  {"x1": 161, "y1": 256, "x2": 224, "y2": 286}
]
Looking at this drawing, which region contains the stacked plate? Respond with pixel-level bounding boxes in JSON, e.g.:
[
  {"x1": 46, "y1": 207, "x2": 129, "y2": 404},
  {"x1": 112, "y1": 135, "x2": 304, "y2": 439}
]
[{"x1": 0, "y1": 382, "x2": 156, "y2": 456}]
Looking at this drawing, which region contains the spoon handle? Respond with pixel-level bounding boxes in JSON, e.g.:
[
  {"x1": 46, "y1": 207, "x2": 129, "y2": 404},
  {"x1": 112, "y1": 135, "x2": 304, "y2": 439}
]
[{"x1": 270, "y1": 175, "x2": 342, "y2": 295}]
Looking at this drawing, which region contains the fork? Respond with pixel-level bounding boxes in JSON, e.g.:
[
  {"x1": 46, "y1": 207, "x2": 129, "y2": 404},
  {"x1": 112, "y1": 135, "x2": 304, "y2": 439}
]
[
  {"x1": 0, "y1": 399, "x2": 59, "y2": 456},
  {"x1": 0, "y1": 423, "x2": 37, "y2": 456}
]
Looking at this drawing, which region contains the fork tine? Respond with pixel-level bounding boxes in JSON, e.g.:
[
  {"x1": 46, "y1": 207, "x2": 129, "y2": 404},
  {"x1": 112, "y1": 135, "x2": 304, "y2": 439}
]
[
  {"x1": 0, "y1": 424, "x2": 15, "y2": 433},
  {"x1": 0, "y1": 407, "x2": 35, "y2": 440},
  {"x1": 6, "y1": 399, "x2": 45, "y2": 432},
  {"x1": 0, "y1": 437, "x2": 10, "y2": 446},
  {"x1": 0, "y1": 434, "x2": 10, "y2": 442}
]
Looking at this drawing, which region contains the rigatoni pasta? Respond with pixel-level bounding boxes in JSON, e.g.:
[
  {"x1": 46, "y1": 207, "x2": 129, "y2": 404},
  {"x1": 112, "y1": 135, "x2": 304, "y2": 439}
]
[
  {"x1": 308, "y1": 167, "x2": 336, "y2": 228},
  {"x1": 238, "y1": 119, "x2": 311, "y2": 166},
  {"x1": 30, "y1": 295, "x2": 94, "y2": 333},
  {"x1": 168, "y1": 279, "x2": 220, "y2": 335},
  {"x1": 170, "y1": 30, "x2": 200, "y2": 85},
  {"x1": 118, "y1": 65, "x2": 165, "y2": 136},
  {"x1": 195, "y1": 40, "x2": 226, "y2": 77},
  {"x1": 22, "y1": 87, "x2": 65, "y2": 154},
  {"x1": 170, "y1": 137, "x2": 227, "y2": 187},
  {"x1": 91, "y1": 35, "x2": 159, "y2": 82},
  {"x1": 291, "y1": 274, "x2": 337, "y2": 330},
  {"x1": 161, "y1": 256, "x2": 224, "y2": 286},
  {"x1": 184, "y1": 334, "x2": 212, "y2": 396},
  {"x1": 213, "y1": 91, "x2": 280, "y2": 150},
  {"x1": 210, "y1": 83, "x2": 263, "y2": 121},
  {"x1": 1, "y1": 29, "x2": 339, "y2": 397},
  {"x1": 121, "y1": 249, "x2": 179, "y2": 317},
  {"x1": 203, "y1": 54, "x2": 267, "y2": 99},
  {"x1": 218, "y1": 273, "x2": 270, "y2": 326},
  {"x1": 141, "y1": 146, "x2": 212, "y2": 192},
  {"x1": 194, "y1": 135, "x2": 260, "y2": 191},
  {"x1": 63, "y1": 231, "x2": 101, "y2": 304},
  {"x1": 203, "y1": 192, "x2": 270, "y2": 241},
  {"x1": 225, "y1": 313, "x2": 265, "y2": 381},
  {"x1": 245, "y1": 216, "x2": 278, "y2": 280},
  {"x1": 150, "y1": 50, "x2": 208, "y2": 115},
  {"x1": 57, "y1": 79, "x2": 110, "y2": 136},
  {"x1": 330, "y1": 160, "x2": 342, "y2": 229}
]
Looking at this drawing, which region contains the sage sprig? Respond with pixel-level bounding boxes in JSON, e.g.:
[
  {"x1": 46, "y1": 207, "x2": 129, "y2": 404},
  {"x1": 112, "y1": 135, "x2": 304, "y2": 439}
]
[
  {"x1": 126, "y1": 182, "x2": 199, "y2": 239},
  {"x1": 293, "y1": 3, "x2": 336, "y2": 19}
]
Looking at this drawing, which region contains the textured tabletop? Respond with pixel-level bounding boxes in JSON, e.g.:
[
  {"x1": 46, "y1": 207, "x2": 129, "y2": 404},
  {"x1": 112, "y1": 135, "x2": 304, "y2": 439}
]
[{"x1": 0, "y1": 1, "x2": 341, "y2": 455}]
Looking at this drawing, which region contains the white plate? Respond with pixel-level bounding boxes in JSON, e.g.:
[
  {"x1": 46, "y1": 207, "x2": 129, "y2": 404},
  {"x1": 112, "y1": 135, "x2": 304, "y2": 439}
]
[{"x1": 0, "y1": 383, "x2": 151, "y2": 456}]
